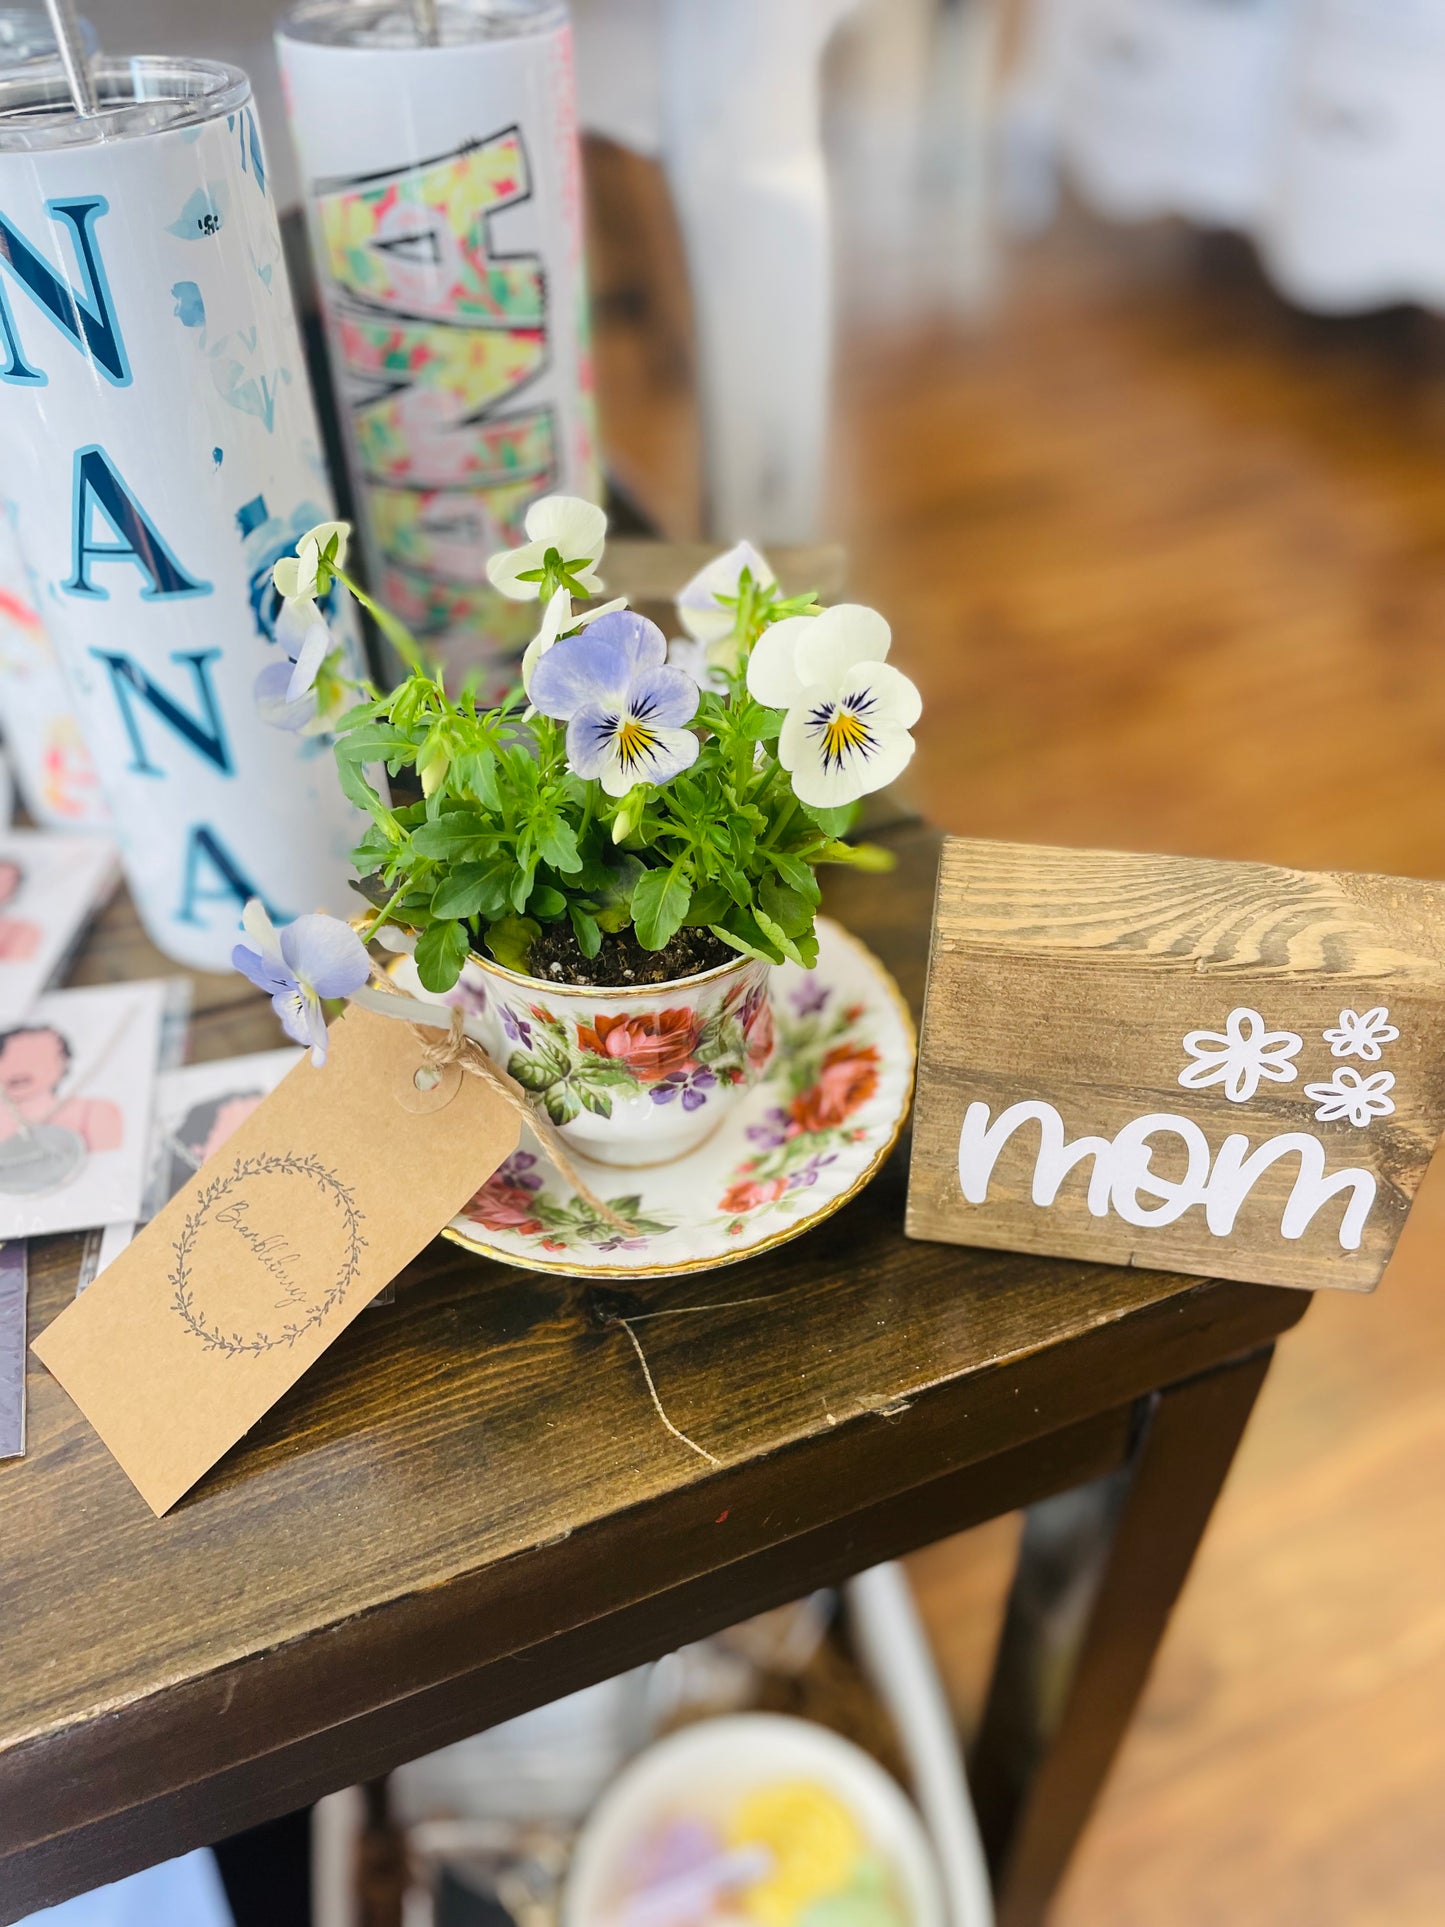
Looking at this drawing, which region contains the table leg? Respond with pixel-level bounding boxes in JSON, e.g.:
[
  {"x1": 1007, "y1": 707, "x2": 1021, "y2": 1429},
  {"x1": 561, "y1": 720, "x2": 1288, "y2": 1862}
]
[{"x1": 969, "y1": 1344, "x2": 1276, "y2": 1927}]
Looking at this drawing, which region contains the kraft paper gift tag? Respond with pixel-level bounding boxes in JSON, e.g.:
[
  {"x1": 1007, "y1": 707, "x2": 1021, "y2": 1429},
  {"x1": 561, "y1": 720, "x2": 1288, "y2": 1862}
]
[{"x1": 32, "y1": 1004, "x2": 519, "y2": 1514}]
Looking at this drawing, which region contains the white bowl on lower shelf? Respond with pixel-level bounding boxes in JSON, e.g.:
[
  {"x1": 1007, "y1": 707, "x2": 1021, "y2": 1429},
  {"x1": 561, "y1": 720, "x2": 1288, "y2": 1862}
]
[{"x1": 562, "y1": 1711, "x2": 946, "y2": 1927}]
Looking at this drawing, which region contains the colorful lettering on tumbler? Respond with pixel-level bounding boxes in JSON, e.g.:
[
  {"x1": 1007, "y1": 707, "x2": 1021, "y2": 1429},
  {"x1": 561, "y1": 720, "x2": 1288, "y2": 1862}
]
[
  {"x1": 176, "y1": 824, "x2": 286, "y2": 929},
  {"x1": 65, "y1": 447, "x2": 212, "y2": 601},
  {"x1": 315, "y1": 127, "x2": 559, "y2": 630},
  {"x1": 0, "y1": 196, "x2": 130, "y2": 387},
  {"x1": 90, "y1": 649, "x2": 232, "y2": 778}
]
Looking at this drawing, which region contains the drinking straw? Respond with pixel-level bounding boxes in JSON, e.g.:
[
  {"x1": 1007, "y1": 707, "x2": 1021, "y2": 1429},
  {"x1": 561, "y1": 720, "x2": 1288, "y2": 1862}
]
[{"x1": 43, "y1": 0, "x2": 98, "y2": 115}]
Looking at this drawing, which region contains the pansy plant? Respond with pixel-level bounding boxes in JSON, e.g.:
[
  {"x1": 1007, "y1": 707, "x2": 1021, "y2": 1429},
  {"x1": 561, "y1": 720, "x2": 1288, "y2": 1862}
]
[{"x1": 263, "y1": 496, "x2": 919, "y2": 993}]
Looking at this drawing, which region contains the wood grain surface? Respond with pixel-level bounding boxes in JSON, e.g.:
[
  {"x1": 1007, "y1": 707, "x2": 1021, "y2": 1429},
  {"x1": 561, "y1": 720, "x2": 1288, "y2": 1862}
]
[
  {"x1": 907, "y1": 836, "x2": 1445, "y2": 1292},
  {"x1": 0, "y1": 808, "x2": 1305, "y2": 1921}
]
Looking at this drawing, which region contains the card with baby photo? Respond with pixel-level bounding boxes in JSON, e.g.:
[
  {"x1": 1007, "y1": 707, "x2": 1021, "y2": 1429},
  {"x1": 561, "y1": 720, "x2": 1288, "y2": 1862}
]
[
  {"x1": 0, "y1": 831, "x2": 117, "y2": 1023},
  {"x1": 0, "y1": 980, "x2": 165, "y2": 1238},
  {"x1": 92, "y1": 1047, "x2": 302, "y2": 1278}
]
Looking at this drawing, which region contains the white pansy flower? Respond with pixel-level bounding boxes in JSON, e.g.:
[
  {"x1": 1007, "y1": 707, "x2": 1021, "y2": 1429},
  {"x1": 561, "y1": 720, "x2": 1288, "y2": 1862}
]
[
  {"x1": 666, "y1": 635, "x2": 717, "y2": 690},
  {"x1": 1177, "y1": 1008, "x2": 1302, "y2": 1103},
  {"x1": 1323, "y1": 1007, "x2": 1399, "y2": 1061},
  {"x1": 676, "y1": 538, "x2": 776, "y2": 646},
  {"x1": 746, "y1": 602, "x2": 921, "y2": 809},
  {"x1": 486, "y1": 495, "x2": 607, "y2": 603},
  {"x1": 272, "y1": 519, "x2": 349, "y2": 615},
  {"x1": 520, "y1": 586, "x2": 628, "y2": 695},
  {"x1": 1304, "y1": 1066, "x2": 1395, "y2": 1127}
]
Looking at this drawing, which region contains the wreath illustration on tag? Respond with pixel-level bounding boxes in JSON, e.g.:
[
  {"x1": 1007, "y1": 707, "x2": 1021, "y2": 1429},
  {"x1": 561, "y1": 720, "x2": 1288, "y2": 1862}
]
[{"x1": 170, "y1": 1152, "x2": 367, "y2": 1357}]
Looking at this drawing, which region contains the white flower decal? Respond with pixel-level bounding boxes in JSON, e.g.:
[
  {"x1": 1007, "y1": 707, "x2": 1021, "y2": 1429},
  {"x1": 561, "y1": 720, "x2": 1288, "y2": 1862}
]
[
  {"x1": 486, "y1": 495, "x2": 606, "y2": 603},
  {"x1": 1178, "y1": 1008, "x2": 1302, "y2": 1103},
  {"x1": 1303, "y1": 1066, "x2": 1395, "y2": 1127},
  {"x1": 1322, "y1": 1007, "x2": 1399, "y2": 1061},
  {"x1": 746, "y1": 602, "x2": 921, "y2": 809}
]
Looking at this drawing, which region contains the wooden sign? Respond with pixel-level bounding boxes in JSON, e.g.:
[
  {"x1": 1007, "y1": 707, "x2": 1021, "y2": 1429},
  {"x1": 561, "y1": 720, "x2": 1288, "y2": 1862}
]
[{"x1": 905, "y1": 838, "x2": 1445, "y2": 1292}]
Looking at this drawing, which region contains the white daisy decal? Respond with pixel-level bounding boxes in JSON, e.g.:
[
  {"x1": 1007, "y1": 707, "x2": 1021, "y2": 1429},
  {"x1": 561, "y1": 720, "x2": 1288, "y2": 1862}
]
[
  {"x1": 1322, "y1": 1007, "x2": 1399, "y2": 1062},
  {"x1": 1178, "y1": 1008, "x2": 1302, "y2": 1104},
  {"x1": 1303, "y1": 1066, "x2": 1395, "y2": 1128},
  {"x1": 746, "y1": 602, "x2": 921, "y2": 809}
]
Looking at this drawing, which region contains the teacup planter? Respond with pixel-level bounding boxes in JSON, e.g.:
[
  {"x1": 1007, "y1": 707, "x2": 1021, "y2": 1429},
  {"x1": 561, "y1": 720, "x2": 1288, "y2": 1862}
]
[
  {"x1": 445, "y1": 946, "x2": 774, "y2": 1167},
  {"x1": 234, "y1": 502, "x2": 922, "y2": 1229}
]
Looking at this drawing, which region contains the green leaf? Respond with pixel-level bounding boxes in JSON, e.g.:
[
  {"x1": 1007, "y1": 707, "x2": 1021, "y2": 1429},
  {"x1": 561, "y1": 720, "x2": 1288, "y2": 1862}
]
[
  {"x1": 685, "y1": 882, "x2": 732, "y2": 926},
  {"x1": 771, "y1": 850, "x2": 821, "y2": 901},
  {"x1": 335, "y1": 723, "x2": 413, "y2": 763},
  {"x1": 509, "y1": 1054, "x2": 558, "y2": 1092},
  {"x1": 414, "y1": 918, "x2": 471, "y2": 993},
  {"x1": 430, "y1": 862, "x2": 509, "y2": 920},
  {"x1": 802, "y1": 800, "x2": 859, "y2": 839},
  {"x1": 536, "y1": 815, "x2": 582, "y2": 874},
  {"x1": 815, "y1": 838, "x2": 896, "y2": 873},
  {"x1": 758, "y1": 874, "x2": 813, "y2": 939},
  {"x1": 485, "y1": 914, "x2": 540, "y2": 974},
  {"x1": 570, "y1": 905, "x2": 602, "y2": 959},
  {"x1": 710, "y1": 911, "x2": 786, "y2": 967},
  {"x1": 577, "y1": 1082, "x2": 613, "y2": 1118},
  {"x1": 753, "y1": 901, "x2": 805, "y2": 966},
  {"x1": 410, "y1": 811, "x2": 491, "y2": 859},
  {"x1": 457, "y1": 748, "x2": 502, "y2": 810},
  {"x1": 632, "y1": 867, "x2": 693, "y2": 950},
  {"x1": 528, "y1": 884, "x2": 567, "y2": 920},
  {"x1": 545, "y1": 1084, "x2": 581, "y2": 1126},
  {"x1": 509, "y1": 856, "x2": 539, "y2": 914},
  {"x1": 335, "y1": 756, "x2": 392, "y2": 830}
]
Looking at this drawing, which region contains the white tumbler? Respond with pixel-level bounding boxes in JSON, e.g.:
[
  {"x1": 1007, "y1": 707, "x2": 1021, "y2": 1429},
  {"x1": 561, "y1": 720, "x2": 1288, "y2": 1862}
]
[
  {"x1": 0, "y1": 500, "x2": 107, "y2": 826},
  {"x1": 0, "y1": 58, "x2": 365, "y2": 968},
  {"x1": 0, "y1": 10, "x2": 107, "y2": 828},
  {"x1": 277, "y1": 0, "x2": 601, "y2": 691}
]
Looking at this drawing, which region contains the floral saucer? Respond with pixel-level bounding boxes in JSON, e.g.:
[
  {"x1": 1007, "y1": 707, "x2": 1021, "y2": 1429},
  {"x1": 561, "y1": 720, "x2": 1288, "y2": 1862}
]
[{"x1": 439, "y1": 918, "x2": 915, "y2": 1279}]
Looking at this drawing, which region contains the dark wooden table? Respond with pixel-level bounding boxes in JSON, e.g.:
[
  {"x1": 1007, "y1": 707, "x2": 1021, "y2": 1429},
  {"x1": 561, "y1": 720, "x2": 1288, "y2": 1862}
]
[{"x1": 0, "y1": 801, "x2": 1309, "y2": 1927}]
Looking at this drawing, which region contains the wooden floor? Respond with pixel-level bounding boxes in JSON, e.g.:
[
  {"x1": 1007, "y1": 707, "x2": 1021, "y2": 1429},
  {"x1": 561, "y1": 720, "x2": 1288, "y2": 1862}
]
[{"x1": 591, "y1": 185, "x2": 1445, "y2": 1923}]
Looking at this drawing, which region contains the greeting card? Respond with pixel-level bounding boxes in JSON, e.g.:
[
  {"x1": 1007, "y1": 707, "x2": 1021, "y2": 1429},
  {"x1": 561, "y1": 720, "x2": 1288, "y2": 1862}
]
[
  {"x1": 0, "y1": 831, "x2": 117, "y2": 1023},
  {"x1": 0, "y1": 980, "x2": 165, "y2": 1238}
]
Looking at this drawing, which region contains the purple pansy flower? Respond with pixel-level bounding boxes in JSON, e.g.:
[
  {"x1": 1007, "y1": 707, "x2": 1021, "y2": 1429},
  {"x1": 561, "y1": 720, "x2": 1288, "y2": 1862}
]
[
  {"x1": 254, "y1": 600, "x2": 334, "y2": 732},
  {"x1": 649, "y1": 1065, "x2": 717, "y2": 1112},
  {"x1": 786, "y1": 1151, "x2": 838, "y2": 1192},
  {"x1": 232, "y1": 899, "x2": 370, "y2": 1065},
  {"x1": 496, "y1": 1150, "x2": 543, "y2": 1192},
  {"x1": 444, "y1": 978, "x2": 488, "y2": 1018},
  {"x1": 790, "y1": 979, "x2": 830, "y2": 1017},
  {"x1": 528, "y1": 609, "x2": 701, "y2": 797},
  {"x1": 746, "y1": 1105, "x2": 793, "y2": 1150},
  {"x1": 500, "y1": 1004, "x2": 533, "y2": 1047}
]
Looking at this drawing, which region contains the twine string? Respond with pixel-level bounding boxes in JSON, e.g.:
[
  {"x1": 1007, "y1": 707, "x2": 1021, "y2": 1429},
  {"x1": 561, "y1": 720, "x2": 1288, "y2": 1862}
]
[
  {"x1": 616, "y1": 1316, "x2": 722, "y2": 1467},
  {"x1": 359, "y1": 974, "x2": 637, "y2": 1238}
]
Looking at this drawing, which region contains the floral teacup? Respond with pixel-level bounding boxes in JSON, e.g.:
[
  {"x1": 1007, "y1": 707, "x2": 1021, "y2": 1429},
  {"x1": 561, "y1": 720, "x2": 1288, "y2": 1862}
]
[{"x1": 442, "y1": 950, "x2": 777, "y2": 1168}]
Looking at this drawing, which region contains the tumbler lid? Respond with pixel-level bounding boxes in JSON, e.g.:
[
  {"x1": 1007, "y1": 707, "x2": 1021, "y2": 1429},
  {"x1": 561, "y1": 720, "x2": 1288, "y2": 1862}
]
[
  {"x1": 0, "y1": 56, "x2": 249, "y2": 148},
  {"x1": 278, "y1": 0, "x2": 567, "y2": 52}
]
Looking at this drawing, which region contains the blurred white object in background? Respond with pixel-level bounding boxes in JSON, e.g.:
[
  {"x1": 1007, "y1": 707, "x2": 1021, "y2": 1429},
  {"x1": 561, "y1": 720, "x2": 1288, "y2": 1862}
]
[
  {"x1": 848, "y1": 1562, "x2": 995, "y2": 1927},
  {"x1": 575, "y1": 0, "x2": 855, "y2": 544},
  {"x1": 1259, "y1": 0, "x2": 1445, "y2": 312},
  {"x1": 828, "y1": 0, "x2": 1004, "y2": 324},
  {"x1": 1001, "y1": 0, "x2": 1445, "y2": 316},
  {"x1": 562, "y1": 1712, "x2": 948, "y2": 1927},
  {"x1": 1047, "y1": 0, "x2": 1303, "y2": 229}
]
